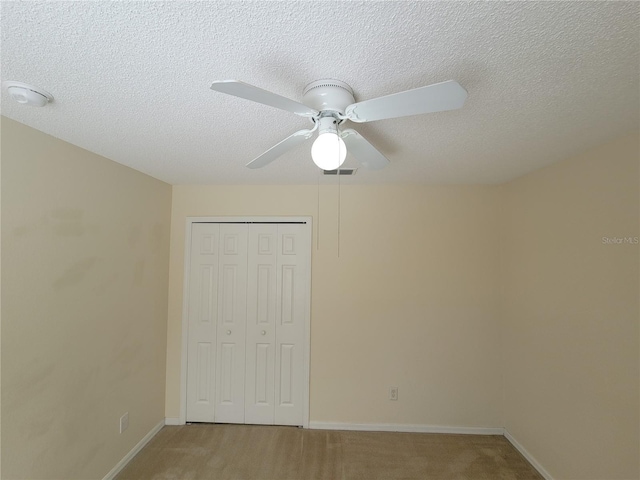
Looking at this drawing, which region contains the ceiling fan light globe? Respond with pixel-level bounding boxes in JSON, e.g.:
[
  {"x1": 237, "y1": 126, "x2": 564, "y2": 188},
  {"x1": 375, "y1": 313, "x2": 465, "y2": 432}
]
[{"x1": 311, "y1": 133, "x2": 347, "y2": 170}]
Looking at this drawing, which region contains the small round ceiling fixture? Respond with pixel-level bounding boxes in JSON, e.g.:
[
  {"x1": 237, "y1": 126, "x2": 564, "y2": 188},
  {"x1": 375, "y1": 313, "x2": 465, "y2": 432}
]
[{"x1": 3, "y1": 81, "x2": 53, "y2": 107}]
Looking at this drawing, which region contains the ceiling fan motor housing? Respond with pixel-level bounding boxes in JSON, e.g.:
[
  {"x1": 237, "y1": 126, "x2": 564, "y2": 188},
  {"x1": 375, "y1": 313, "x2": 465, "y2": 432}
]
[{"x1": 302, "y1": 79, "x2": 355, "y2": 115}]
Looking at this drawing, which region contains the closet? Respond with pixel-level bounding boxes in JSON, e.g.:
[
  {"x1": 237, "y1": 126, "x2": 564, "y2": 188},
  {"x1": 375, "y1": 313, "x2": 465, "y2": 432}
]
[{"x1": 185, "y1": 221, "x2": 310, "y2": 426}]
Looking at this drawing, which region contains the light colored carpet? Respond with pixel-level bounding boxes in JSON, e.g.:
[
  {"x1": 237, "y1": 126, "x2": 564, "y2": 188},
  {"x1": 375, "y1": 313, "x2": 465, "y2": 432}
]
[{"x1": 116, "y1": 424, "x2": 544, "y2": 480}]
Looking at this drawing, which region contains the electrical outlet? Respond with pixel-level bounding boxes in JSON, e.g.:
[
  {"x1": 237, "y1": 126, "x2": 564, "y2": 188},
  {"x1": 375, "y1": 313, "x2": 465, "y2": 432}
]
[
  {"x1": 119, "y1": 412, "x2": 129, "y2": 433},
  {"x1": 389, "y1": 387, "x2": 398, "y2": 401}
]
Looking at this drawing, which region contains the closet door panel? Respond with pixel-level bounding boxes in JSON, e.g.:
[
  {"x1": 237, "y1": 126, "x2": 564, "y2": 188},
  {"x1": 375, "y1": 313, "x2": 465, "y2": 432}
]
[
  {"x1": 186, "y1": 224, "x2": 220, "y2": 422},
  {"x1": 274, "y1": 224, "x2": 309, "y2": 426},
  {"x1": 214, "y1": 224, "x2": 248, "y2": 423},
  {"x1": 245, "y1": 225, "x2": 277, "y2": 424}
]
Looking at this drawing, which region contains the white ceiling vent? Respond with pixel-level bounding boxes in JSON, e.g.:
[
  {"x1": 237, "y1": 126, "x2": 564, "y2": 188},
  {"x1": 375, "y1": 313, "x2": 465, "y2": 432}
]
[{"x1": 323, "y1": 168, "x2": 357, "y2": 176}]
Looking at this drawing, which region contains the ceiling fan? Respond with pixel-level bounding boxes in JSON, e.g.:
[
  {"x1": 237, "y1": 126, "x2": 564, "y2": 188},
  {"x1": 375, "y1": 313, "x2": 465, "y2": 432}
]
[{"x1": 210, "y1": 78, "x2": 468, "y2": 171}]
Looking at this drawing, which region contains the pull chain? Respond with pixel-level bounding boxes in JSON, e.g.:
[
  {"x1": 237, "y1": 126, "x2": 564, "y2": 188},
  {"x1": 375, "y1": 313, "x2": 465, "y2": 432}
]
[
  {"x1": 338, "y1": 164, "x2": 341, "y2": 258},
  {"x1": 317, "y1": 170, "x2": 321, "y2": 250},
  {"x1": 337, "y1": 134, "x2": 343, "y2": 258}
]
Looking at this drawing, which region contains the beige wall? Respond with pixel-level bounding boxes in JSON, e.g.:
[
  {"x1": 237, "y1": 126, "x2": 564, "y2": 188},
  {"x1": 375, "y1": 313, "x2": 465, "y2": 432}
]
[
  {"x1": 3, "y1": 114, "x2": 635, "y2": 479},
  {"x1": 166, "y1": 184, "x2": 503, "y2": 427},
  {"x1": 1, "y1": 118, "x2": 172, "y2": 479},
  {"x1": 501, "y1": 133, "x2": 639, "y2": 479}
]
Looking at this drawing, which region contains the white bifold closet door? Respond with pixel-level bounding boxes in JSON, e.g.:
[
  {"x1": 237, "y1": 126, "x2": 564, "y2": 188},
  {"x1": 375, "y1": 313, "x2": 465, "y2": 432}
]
[{"x1": 186, "y1": 222, "x2": 309, "y2": 426}]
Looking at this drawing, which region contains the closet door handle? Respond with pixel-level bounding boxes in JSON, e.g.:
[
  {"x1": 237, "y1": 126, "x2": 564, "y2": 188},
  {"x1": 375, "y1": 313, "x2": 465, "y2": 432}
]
[
  {"x1": 226, "y1": 330, "x2": 231, "y2": 335},
  {"x1": 261, "y1": 330, "x2": 266, "y2": 336}
]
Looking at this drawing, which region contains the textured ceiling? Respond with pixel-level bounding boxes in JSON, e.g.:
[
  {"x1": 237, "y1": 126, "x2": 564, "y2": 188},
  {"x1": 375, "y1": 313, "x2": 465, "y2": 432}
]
[{"x1": 1, "y1": 1, "x2": 638, "y2": 185}]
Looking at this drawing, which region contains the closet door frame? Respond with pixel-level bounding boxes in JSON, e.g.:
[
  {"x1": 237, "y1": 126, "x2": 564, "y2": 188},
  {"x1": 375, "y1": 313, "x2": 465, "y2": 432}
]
[{"x1": 179, "y1": 216, "x2": 312, "y2": 427}]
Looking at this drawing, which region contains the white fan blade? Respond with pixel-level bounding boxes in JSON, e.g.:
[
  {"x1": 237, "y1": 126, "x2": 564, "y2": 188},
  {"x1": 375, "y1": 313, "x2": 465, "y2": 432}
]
[
  {"x1": 246, "y1": 129, "x2": 314, "y2": 169},
  {"x1": 341, "y1": 129, "x2": 389, "y2": 170},
  {"x1": 345, "y1": 80, "x2": 467, "y2": 123},
  {"x1": 211, "y1": 80, "x2": 319, "y2": 118}
]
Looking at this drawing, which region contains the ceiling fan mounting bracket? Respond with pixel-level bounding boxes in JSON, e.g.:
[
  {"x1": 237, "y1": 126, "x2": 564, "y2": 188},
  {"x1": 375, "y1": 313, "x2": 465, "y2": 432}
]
[
  {"x1": 309, "y1": 110, "x2": 346, "y2": 126},
  {"x1": 302, "y1": 79, "x2": 355, "y2": 116},
  {"x1": 315, "y1": 115, "x2": 341, "y2": 136}
]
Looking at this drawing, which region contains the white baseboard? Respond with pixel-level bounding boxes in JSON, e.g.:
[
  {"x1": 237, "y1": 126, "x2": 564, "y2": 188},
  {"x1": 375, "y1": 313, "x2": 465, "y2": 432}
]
[
  {"x1": 504, "y1": 428, "x2": 554, "y2": 480},
  {"x1": 308, "y1": 421, "x2": 503, "y2": 436},
  {"x1": 164, "y1": 417, "x2": 184, "y2": 426},
  {"x1": 102, "y1": 419, "x2": 164, "y2": 480}
]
